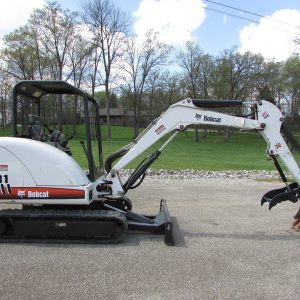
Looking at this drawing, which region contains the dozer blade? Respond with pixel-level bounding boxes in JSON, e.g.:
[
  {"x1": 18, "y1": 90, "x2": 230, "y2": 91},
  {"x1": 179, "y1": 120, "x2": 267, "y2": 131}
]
[
  {"x1": 126, "y1": 199, "x2": 175, "y2": 246},
  {"x1": 261, "y1": 182, "x2": 300, "y2": 210}
]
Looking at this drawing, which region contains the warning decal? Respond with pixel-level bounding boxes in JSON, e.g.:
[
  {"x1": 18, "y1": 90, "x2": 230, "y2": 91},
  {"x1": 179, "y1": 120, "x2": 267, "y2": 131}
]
[
  {"x1": 0, "y1": 164, "x2": 8, "y2": 172},
  {"x1": 155, "y1": 124, "x2": 166, "y2": 135}
]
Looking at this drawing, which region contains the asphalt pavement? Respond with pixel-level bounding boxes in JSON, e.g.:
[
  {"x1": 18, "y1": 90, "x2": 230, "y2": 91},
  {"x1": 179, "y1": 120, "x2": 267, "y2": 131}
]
[{"x1": 0, "y1": 180, "x2": 299, "y2": 299}]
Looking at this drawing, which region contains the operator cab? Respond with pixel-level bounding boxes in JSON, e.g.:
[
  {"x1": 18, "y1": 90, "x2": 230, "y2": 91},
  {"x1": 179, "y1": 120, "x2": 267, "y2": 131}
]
[
  {"x1": 27, "y1": 113, "x2": 72, "y2": 155},
  {"x1": 12, "y1": 80, "x2": 104, "y2": 181}
]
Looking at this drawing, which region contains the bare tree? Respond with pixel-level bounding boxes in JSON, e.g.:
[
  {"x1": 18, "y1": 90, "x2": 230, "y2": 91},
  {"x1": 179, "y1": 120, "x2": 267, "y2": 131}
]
[
  {"x1": 0, "y1": 76, "x2": 11, "y2": 129},
  {"x1": 146, "y1": 70, "x2": 161, "y2": 120},
  {"x1": 0, "y1": 26, "x2": 43, "y2": 80},
  {"x1": 120, "y1": 31, "x2": 171, "y2": 137},
  {"x1": 30, "y1": 2, "x2": 78, "y2": 129},
  {"x1": 66, "y1": 31, "x2": 94, "y2": 136},
  {"x1": 81, "y1": 0, "x2": 129, "y2": 140},
  {"x1": 213, "y1": 49, "x2": 264, "y2": 100},
  {"x1": 177, "y1": 41, "x2": 203, "y2": 141},
  {"x1": 161, "y1": 71, "x2": 182, "y2": 106},
  {"x1": 283, "y1": 55, "x2": 300, "y2": 131},
  {"x1": 31, "y1": 2, "x2": 78, "y2": 80},
  {"x1": 86, "y1": 47, "x2": 103, "y2": 98}
]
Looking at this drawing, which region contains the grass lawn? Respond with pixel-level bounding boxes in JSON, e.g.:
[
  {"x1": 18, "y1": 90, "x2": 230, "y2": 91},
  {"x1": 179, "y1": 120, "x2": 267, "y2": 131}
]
[
  {"x1": 0, "y1": 127, "x2": 11, "y2": 136},
  {"x1": 71, "y1": 128, "x2": 300, "y2": 171},
  {"x1": 1, "y1": 125, "x2": 299, "y2": 171}
]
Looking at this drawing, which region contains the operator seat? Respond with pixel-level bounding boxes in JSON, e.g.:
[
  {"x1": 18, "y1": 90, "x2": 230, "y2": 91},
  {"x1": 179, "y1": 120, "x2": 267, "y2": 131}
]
[{"x1": 28, "y1": 114, "x2": 47, "y2": 141}]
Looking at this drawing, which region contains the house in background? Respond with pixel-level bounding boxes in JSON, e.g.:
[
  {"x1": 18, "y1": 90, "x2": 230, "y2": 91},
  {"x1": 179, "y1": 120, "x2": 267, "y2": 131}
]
[{"x1": 99, "y1": 108, "x2": 150, "y2": 127}]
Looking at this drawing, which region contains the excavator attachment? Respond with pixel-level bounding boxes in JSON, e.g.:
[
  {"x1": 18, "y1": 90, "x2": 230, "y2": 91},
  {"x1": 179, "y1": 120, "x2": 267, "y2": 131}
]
[
  {"x1": 292, "y1": 219, "x2": 300, "y2": 231},
  {"x1": 127, "y1": 199, "x2": 174, "y2": 246},
  {"x1": 104, "y1": 199, "x2": 174, "y2": 245},
  {"x1": 261, "y1": 182, "x2": 300, "y2": 210},
  {"x1": 260, "y1": 124, "x2": 300, "y2": 210}
]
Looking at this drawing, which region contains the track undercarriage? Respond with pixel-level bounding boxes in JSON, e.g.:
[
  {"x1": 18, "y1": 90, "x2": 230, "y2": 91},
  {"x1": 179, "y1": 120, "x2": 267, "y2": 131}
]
[{"x1": 0, "y1": 199, "x2": 174, "y2": 245}]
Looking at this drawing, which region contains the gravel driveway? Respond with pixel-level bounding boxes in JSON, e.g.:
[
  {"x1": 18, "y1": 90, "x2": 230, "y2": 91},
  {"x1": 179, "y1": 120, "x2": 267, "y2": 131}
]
[{"x1": 0, "y1": 179, "x2": 299, "y2": 299}]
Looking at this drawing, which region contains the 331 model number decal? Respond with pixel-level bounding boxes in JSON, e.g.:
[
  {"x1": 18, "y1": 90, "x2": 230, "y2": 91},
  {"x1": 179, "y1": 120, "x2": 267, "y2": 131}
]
[
  {"x1": 0, "y1": 175, "x2": 9, "y2": 183},
  {"x1": 0, "y1": 174, "x2": 11, "y2": 195}
]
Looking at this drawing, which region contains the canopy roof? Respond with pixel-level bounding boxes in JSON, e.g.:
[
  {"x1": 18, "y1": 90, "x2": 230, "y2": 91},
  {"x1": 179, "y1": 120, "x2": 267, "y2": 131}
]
[{"x1": 13, "y1": 80, "x2": 95, "y2": 102}]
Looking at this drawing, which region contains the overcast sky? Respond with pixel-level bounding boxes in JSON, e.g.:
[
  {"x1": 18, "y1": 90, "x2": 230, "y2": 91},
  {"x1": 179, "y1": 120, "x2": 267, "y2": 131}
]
[{"x1": 1, "y1": 0, "x2": 300, "y2": 61}]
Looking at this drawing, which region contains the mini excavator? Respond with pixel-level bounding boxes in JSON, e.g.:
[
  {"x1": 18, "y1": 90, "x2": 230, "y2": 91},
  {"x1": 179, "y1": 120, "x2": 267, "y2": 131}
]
[{"x1": 0, "y1": 80, "x2": 300, "y2": 245}]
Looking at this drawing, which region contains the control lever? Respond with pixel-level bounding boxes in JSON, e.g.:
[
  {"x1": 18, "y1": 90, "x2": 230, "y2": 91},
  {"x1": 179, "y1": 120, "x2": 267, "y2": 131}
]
[
  {"x1": 60, "y1": 135, "x2": 73, "y2": 148},
  {"x1": 80, "y1": 140, "x2": 89, "y2": 160}
]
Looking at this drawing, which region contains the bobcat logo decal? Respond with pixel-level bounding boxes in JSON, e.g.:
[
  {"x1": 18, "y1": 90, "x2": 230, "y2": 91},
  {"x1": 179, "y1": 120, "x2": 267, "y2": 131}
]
[{"x1": 17, "y1": 190, "x2": 26, "y2": 198}]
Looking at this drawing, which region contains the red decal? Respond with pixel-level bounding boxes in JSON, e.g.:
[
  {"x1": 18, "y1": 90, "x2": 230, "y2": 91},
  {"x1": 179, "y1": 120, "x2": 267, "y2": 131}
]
[
  {"x1": 0, "y1": 164, "x2": 8, "y2": 172},
  {"x1": 0, "y1": 187, "x2": 85, "y2": 200},
  {"x1": 262, "y1": 111, "x2": 269, "y2": 119},
  {"x1": 155, "y1": 124, "x2": 166, "y2": 135},
  {"x1": 275, "y1": 143, "x2": 282, "y2": 151}
]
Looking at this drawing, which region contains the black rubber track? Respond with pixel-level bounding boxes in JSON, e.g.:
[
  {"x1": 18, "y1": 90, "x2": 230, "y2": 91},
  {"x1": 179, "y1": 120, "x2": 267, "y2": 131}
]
[{"x1": 0, "y1": 209, "x2": 127, "y2": 244}]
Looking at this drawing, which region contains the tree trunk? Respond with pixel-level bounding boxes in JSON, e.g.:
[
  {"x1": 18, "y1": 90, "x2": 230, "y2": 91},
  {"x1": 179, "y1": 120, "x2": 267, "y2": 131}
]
[
  {"x1": 58, "y1": 94, "x2": 63, "y2": 132},
  {"x1": 194, "y1": 125, "x2": 199, "y2": 142},
  {"x1": 202, "y1": 127, "x2": 207, "y2": 138},
  {"x1": 72, "y1": 96, "x2": 78, "y2": 137},
  {"x1": 1, "y1": 97, "x2": 5, "y2": 128},
  {"x1": 133, "y1": 106, "x2": 139, "y2": 138},
  {"x1": 132, "y1": 94, "x2": 138, "y2": 138},
  {"x1": 105, "y1": 84, "x2": 111, "y2": 141},
  {"x1": 223, "y1": 127, "x2": 230, "y2": 142}
]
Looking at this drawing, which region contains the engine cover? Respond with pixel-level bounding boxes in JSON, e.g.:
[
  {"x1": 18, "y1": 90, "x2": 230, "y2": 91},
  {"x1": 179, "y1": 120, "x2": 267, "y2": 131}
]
[{"x1": 0, "y1": 137, "x2": 92, "y2": 205}]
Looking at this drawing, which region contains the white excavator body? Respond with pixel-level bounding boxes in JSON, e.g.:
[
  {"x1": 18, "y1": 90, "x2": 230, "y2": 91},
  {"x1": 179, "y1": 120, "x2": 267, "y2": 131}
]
[{"x1": 0, "y1": 137, "x2": 92, "y2": 205}]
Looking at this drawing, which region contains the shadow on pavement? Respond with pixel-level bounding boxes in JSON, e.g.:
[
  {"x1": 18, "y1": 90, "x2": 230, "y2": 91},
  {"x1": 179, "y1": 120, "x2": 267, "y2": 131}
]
[{"x1": 182, "y1": 230, "x2": 300, "y2": 241}]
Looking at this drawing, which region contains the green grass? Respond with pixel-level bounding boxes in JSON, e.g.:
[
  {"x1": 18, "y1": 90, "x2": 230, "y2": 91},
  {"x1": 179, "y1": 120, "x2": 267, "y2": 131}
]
[
  {"x1": 71, "y1": 128, "x2": 300, "y2": 171},
  {"x1": 2, "y1": 125, "x2": 300, "y2": 171},
  {"x1": 0, "y1": 127, "x2": 11, "y2": 136},
  {"x1": 147, "y1": 132, "x2": 270, "y2": 170}
]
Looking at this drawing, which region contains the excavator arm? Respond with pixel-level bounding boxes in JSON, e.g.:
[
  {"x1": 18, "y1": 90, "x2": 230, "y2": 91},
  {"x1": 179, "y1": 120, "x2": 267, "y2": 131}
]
[
  {"x1": 100, "y1": 99, "x2": 300, "y2": 229},
  {"x1": 108, "y1": 99, "x2": 262, "y2": 173}
]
